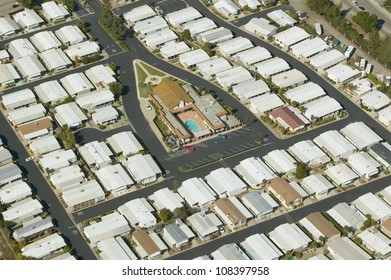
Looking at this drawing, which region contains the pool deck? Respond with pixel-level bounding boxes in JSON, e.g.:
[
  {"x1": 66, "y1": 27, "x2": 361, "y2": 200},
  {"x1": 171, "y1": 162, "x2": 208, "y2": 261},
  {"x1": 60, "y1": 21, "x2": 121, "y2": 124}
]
[{"x1": 177, "y1": 110, "x2": 208, "y2": 131}]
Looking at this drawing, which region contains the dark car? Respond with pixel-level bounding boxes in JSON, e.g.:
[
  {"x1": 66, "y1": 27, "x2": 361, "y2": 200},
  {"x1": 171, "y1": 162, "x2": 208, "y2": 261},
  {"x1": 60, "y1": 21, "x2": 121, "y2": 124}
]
[
  {"x1": 217, "y1": 134, "x2": 227, "y2": 139},
  {"x1": 359, "y1": 6, "x2": 365, "y2": 10}
]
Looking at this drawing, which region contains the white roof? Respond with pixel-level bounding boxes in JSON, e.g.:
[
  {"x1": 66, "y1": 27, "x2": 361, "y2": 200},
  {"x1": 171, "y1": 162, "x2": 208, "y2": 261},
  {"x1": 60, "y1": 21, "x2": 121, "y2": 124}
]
[
  {"x1": 358, "y1": 228, "x2": 391, "y2": 256},
  {"x1": 303, "y1": 96, "x2": 342, "y2": 120},
  {"x1": 107, "y1": 131, "x2": 143, "y2": 156},
  {"x1": 144, "y1": 29, "x2": 178, "y2": 47},
  {"x1": 8, "y1": 38, "x2": 37, "y2": 59},
  {"x1": 149, "y1": 188, "x2": 184, "y2": 212},
  {"x1": 162, "y1": 219, "x2": 195, "y2": 248},
  {"x1": 160, "y1": 41, "x2": 190, "y2": 59},
  {"x1": 326, "y1": 64, "x2": 360, "y2": 83},
  {"x1": 83, "y1": 212, "x2": 131, "y2": 244},
  {"x1": 165, "y1": 7, "x2": 202, "y2": 26},
  {"x1": 0, "y1": 164, "x2": 22, "y2": 186},
  {"x1": 273, "y1": 26, "x2": 310, "y2": 47},
  {"x1": 241, "y1": 191, "x2": 278, "y2": 217},
  {"x1": 122, "y1": 154, "x2": 161, "y2": 183},
  {"x1": 0, "y1": 181, "x2": 32, "y2": 204},
  {"x1": 309, "y1": 49, "x2": 347, "y2": 70},
  {"x1": 214, "y1": 0, "x2": 240, "y2": 16},
  {"x1": 263, "y1": 149, "x2": 297, "y2": 174},
  {"x1": 78, "y1": 141, "x2": 113, "y2": 167},
  {"x1": 55, "y1": 25, "x2": 86, "y2": 45},
  {"x1": 324, "y1": 163, "x2": 358, "y2": 186},
  {"x1": 2, "y1": 197, "x2": 43, "y2": 223},
  {"x1": 98, "y1": 236, "x2": 138, "y2": 260},
  {"x1": 55, "y1": 102, "x2": 87, "y2": 128},
  {"x1": 198, "y1": 27, "x2": 233, "y2": 44},
  {"x1": 361, "y1": 90, "x2": 390, "y2": 111},
  {"x1": 379, "y1": 106, "x2": 391, "y2": 126},
  {"x1": 290, "y1": 38, "x2": 329, "y2": 58},
  {"x1": 182, "y1": 17, "x2": 217, "y2": 36},
  {"x1": 13, "y1": 55, "x2": 46, "y2": 79},
  {"x1": 216, "y1": 66, "x2": 253, "y2": 87},
  {"x1": 314, "y1": 130, "x2": 357, "y2": 159},
  {"x1": 123, "y1": 5, "x2": 156, "y2": 24},
  {"x1": 272, "y1": 69, "x2": 307, "y2": 88},
  {"x1": 178, "y1": 177, "x2": 217, "y2": 206},
  {"x1": 85, "y1": 64, "x2": 116, "y2": 86},
  {"x1": 42, "y1": 1, "x2": 69, "y2": 22},
  {"x1": 301, "y1": 174, "x2": 335, "y2": 196},
  {"x1": 92, "y1": 106, "x2": 118, "y2": 125},
  {"x1": 241, "y1": 233, "x2": 283, "y2": 260},
  {"x1": 288, "y1": 140, "x2": 330, "y2": 165},
  {"x1": 95, "y1": 164, "x2": 134, "y2": 193},
  {"x1": 353, "y1": 193, "x2": 391, "y2": 221},
  {"x1": 21, "y1": 233, "x2": 65, "y2": 259},
  {"x1": 49, "y1": 165, "x2": 85, "y2": 190},
  {"x1": 328, "y1": 237, "x2": 371, "y2": 260},
  {"x1": 197, "y1": 57, "x2": 232, "y2": 79},
  {"x1": 205, "y1": 167, "x2": 247, "y2": 197},
  {"x1": 60, "y1": 72, "x2": 94, "y2": 96},
  {"x1": 76, "y1": 88, "x2": 114, "y2": 110},
  {"x1": 269, "y1": 223, "x2": 311, "y2": 252},
  {"x1": 39, "y1": 48, "x2": 72, "y2": 71},
  {"x1": 235, "y1": 157, "x2": 276, "y2": 188},
  {"x1": 217, "y1": 37, "x2": 253, "y2": 56},
  {"x1": 29, "y1": 135, "x2": 61, "y2": 156},
  {"x1": 34, "y1": 80, "x2": 68, "y2": 103},
  {"x1": 253, "y1": 57, "x2": 290, "y2": 78},
  {"x1": 326, "y1": 202, "x2": 365, "y2": 229},
  {"x1": 29, "y1": 31, "x2": 61, "y2": 52},
  {"x1": 117, "y1": 198, "x2": 156, "y2": 228},
  {"x1": 179, "y1": 49, "x2": 210, "y2": 68},
  {"x1": 211, "y1": 243, "x2": 250, "y2": 260},
  {"x1": 350, "y1": 78, "x2": 373, "y2": 96},
  {"x1": 7, "y1": 103, "x2": 46, "y2": 125},
  {"x1": 13, "y1": 9, "x2": 43, "y2": 29},
  {"x1": 267, "y1": 9, "x2": 297, "y2": 26},
  {"x1": 233, "y1": 46, "x2": 272, "y2": 66},
  {"x1": 245, "y1": 17, "x2": 276, "y2": 37},
  {"x1": 133, "y1": 16, "x2": 168, "y2": 35},
  {"x1": 50, "y1": 252, "x2": 76, "y2": 260},
  {"x1": 348, "y1": 152, "x2": 381, "y2": 178},
  {"x1": 0, "y1": 64, "x2": 21, "y2": 84},
  {"x1": 0, "y1": 17, "x2": 20, "y2": 37},
  {"x1": 1, "y1": 88, "x2": 36, "y2": 110},
  {"x1": 232, "y1": 79, "x2": 270, "y2": 100},
  {"x1": 250, "y1": 93, "x2": 285, "y2": 113},
  {"x1": 285, "y1": 82, "x2": 326, "y2": 105},
  {"x1": 186, "y1": 211, "x2": 222, "y2": 238},
  {"x1": 13, "y1": 216, "x2": 53, "y2": 242},
  {"x1": 39, "y1": 149, "x2": 77, "y2": 171},
  {"x1": 62, "y1": 180, "x2": 105, "y2": 207},
  {"x1": 65, "y1": 41, "x2": 100, "y2": 60},
  {"x1": 340, "y1": 121, "x2": 383, "y2": 150},
  {"x1": 380, "y1": 186, "x2": 391, "y2": 207}
]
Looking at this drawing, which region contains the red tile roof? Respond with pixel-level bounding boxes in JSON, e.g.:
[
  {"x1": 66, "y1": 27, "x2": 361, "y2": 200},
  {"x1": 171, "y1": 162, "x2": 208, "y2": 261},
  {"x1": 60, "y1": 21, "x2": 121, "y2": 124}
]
[{"x1": 269, "y1": 106, "x2": 304, "y2": 129}]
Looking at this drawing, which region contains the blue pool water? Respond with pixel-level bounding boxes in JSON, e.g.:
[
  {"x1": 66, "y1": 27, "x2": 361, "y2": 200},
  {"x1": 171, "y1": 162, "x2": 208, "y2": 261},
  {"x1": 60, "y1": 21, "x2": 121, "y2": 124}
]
[{"x1": 185, "y1": 120, "x2": 201, "y2": 133}]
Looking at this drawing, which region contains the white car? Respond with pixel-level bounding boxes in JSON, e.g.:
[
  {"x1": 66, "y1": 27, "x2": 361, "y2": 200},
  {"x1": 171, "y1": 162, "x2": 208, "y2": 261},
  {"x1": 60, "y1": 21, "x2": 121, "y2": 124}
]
[
  {"x1": 352, "y1": 0, "x2": 359, "y2": 6},
  {"x1": 146, "y1": 105, "x2": 152, "y2": 111},
  {"x1": 25, "y1": 156, "x2": 34, "y2": 162}
]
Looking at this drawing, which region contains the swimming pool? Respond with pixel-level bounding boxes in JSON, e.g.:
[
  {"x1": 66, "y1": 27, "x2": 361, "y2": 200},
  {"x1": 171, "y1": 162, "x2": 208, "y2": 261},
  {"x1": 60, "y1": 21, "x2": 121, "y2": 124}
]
[{"x1": 185, "y1": 120, "x2": 201, "y2": 133}]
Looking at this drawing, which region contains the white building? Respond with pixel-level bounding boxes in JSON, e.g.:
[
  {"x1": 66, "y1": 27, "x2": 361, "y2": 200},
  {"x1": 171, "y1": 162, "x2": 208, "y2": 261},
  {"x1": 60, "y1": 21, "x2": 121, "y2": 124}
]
[
  {"x1": 21, "y1": 233, "x2": 66, "y2": 259},
  {"x1": 91, "y1": 106, "x2": 118, "y2": 126},
  {"x1": 272, "y1": 69, "x2": 308, "y2": 89},
  {"x1": 358, "y1": 228, "x2": 391, "y2": 257},
  {"x1": 29, "y1": 31, "x2": 61, "y2": 52},
  {"x1": 197, "y1": 27, "x2": 233, "y2": 44},
  {"x1": 107, "y1": 131, "x2": 143, "y2": 156},
  {"x1": 182, "y1": 17, "x2": 217, "y2": 37},
  {"x1": 0, "y1": 64, "x2": 21, "y2": 86},
  {"x1": 144, "y1": 29, "x2": 178, "y2": 48},
  {"x1": 379, "y1": 106, "x2": 391, "y2": 126},
  {"x1": 55, "y1": 25, "x2": 87, "y2": 46},
  {"x1": 160, "y1": 41, "x2": 190, "y2": 60},
  {"x1": 240, "y1": 191, "x2": 278, "y2": 218},
  {"x1": 205, "y1": 167, "x2": 247, "y2": 197},
  {"x1": 326, "y1": 64, "x2": 360, "y2": 84},
  {"x1": 211, "y1": 243, "x2": 250, "y2": 260},
  {"x1": 13, "y1": 216, "x2": 53, "y2": 242},
  {"x1": 39, "y1": 48, "x2": 72, "y2": 72},
  {"x1": 348, "y1": 152, "x2": 381, "y2": 179},
  {"x1": 232, "y1": 79, "x2": 270, "y2": 101},
  {"x1": 380, "y1": 186, "x2": 391, "y2": 206},
  {"x1": 240, "y1": 233, "x2": 283, "y2": 260},
  {"x1": 268, "y1": 223, "x2": 312, "y2": 253},
  {"x1": 326, "y1": 202, "x2": 365, "y2": 231},
  {"x1": 133, "y1": 16, "x2": 168, "y2": 35},
  {"x1": 352, "y1": 193, "x2": 391, "y2": 222},
  {"x1": 0, "y1": 181, "x2": 32, "y2": 205},
  {"x1": 235, "y1": 157, "x2": 276, "y2": 188},
  {"x1": 328, "y1": 237, "x2": 371, "y2": 260},
  {"x1": 97, "y1": 236, "x2": 138, "y2": 260},
  {"x1": 197, "y1": 57, "x2": 232, "y2": 80},
  {"x1": 273, "y1": 27, "x2": 310, "y2": 50},
  {"x1": 340, "y1": 121, "x2": 383, "y2": 150},
  {"x1": 162, "y1": 219, "x2": 195, "y2": 249},
  {"x1": 179, "y1": 49, "x2": 210, "y2": 69},
  {"x1": 117, "y1": 198, "x2": 156, "y2": 228},
  {"x1": 1, "y1": 88, "x2": 36, "y2": 110},
  {"x1": 8, "y1": 38, "x2": 37, "y2": 59},
  {"x1": 324, "y1": 163, "x2": 358, "y2": 187},
  {"x1": 249, "y1": 93, "x2": 285, "y2": 114},
  {"x1": 39, "y1": 149, "x2": 77, "y2": 171},
  {"x1": 178, "y1": 177, "x2": 217, "y2": 207},
  {"x1": 50, "y1": 252, "x2": 75, "y2": 260},
  {"x1": 34, "y1": 80, "x2": 69, "y2": 105},
  {"x1": 368, "y1": 143, "x2": 391, "y2": 171},
  {"x1": 290, "y1": 38, "x2": 329, "y2": 59},
  {"x1": 214, "y1": 0, "x2": 240, "y2": 17},
  {"x1": 300, "y1": 174, "x2": 335, "y2": 199},
  {"x1": 309, "y1": 49, "x2": 347, "y2": 71},
  {"x1": 267, "y1": 9, "x2": 296, "y2": 27},
  {"x1": 245, "y1": 18, "x2": 276, "y2": 39},
  {"x1": 0, "y1": 17, "x2": 20, "y2": 38},
  {"x1": 42, "y1": 1, "x2": 69, "y2": 23},
  {"x1": 60, "y1": 72, "x2": 94, "y2": 96},
  {"x1": 62, "y1": 180, "x2": 105, "y2": 208},
  {"x1": 288, "y1": 140, "x2": 330, "y2": 166},
  {"x1": 50, "y1": 165, "x2": 85, "y2": 191},
  {"x1": 214, "y1": 196, "x2": 253, "y2": 229},
  {"x1": 0, "y1": 147, "x2": 12, "y2": 167},
  {"x1": 29, "y1": 135, "x2": 61, "y2": 156},
  {"x1": 132, "y1": 230, "x2": 167, "y2": 259},
  {"x1": 149, "y1": 188, "x2": 184, "y2": 212},
  {"x1": 314, "y1": 130, "x2": 357, "y2": 160},
  {"x1": 165, "y1": 7, "x2": 202, "y2": 28},
  {"x1": 7, "y1": 103, "x2": 46, "y2": 125},
  {"x1": 252, "y1": 57, "x2": 290, "y2": 79},
  {"x1": 54, "y1": 102, "x2": 87, "y2": 128},
  {"x1": 75, "y1": 89, "x2": 114, "y2": 112},
  {"x1": 83, "y1": 212, "x2": 131, "y2": 245},
  {"x1": 233, "y1": 46, "x2": 272, "y2": 67},
  {"x1": 284, "y1": 82, "x2": 326, "y2": 105},
  {"x1": 13, "y1": 9, "x2": 44, "y2": 30},
  {"x1": 361, "y1": 90, "x2": 390, "y2": 111},
  {"x1": 215, "y1": 66, "x2": 253, "y2": 88},
  {"x1": 122, "y1": 154, "x2": 161, "y2": 185},
  {"x1": 217, "y1": 37, "x2": 253, "y2": 57},
  {"x1": 303, "y1": 96, "x2": 342, "y2": 121},
  {"x1": 0, "y1": 164, "x2": 22, "y2": 186},
  {"x1": 123, "y1": 5, "x2": 156, "y2": 25},
  {"x1": 186, "y1": 210, "x2": 223, "y2": 241},
  {"x1": 13, "y1": 55, "x2": 46, "y2": 80},
  {"x1": 65, "y1": 41, "x2": 100, "y2": 61},
  {"x1": 85, "y1": 64, "x2": 116, "y2": 88},
  {"x1": 239, "y1": 0, "x2": 261, "y2": 9},
  {"x1": 263, "y1": 149, "x2": 297, "y2": 175},
  {"x1": 350, "y1": 78, "x2": 373, "y2": 96},
  {"x1": 78, "y1": 141, "x2": 113, "y2": 169},
  {"x1": 2, "y1": 197, "x2": 43, "y2": 224}
]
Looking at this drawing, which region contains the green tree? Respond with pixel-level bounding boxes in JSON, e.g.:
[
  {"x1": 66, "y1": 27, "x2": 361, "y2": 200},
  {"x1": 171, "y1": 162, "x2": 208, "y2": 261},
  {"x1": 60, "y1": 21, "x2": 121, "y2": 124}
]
[
  {"x1": 160, "y1": 208, "x2": 171, "y2": 222},
  {"x1": 63, "y1": 0, "x2": 75, "y2": 12},
  {"x1": 109, "y1": 82, "x2": 123, "y2": 100},
  {"x1": 181, "y1": 29, "x2": 191, "y2": 41},
  {"x1": 17, "y1": 0, "x2": 35, "y2": 8},
  {"x1": 352, "y1": 11, "x2": 378, "y2": 32},
  {"x1": 295, "y1": 163, "x2": 309, "y2": 179},
  {"x1": 109, "y1": 62, "x2": 118, "y2": 72}
]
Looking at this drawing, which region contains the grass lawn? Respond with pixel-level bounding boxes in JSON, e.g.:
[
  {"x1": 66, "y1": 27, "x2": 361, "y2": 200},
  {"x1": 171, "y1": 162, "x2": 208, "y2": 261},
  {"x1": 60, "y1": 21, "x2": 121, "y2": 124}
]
[
  {"x1": 154, "y1": 117, "x2": 170, "y2": 136},
  {"x1": 136, "y1": 64, "x2": 153, "y2": 98},
  {"x1": 367, "y1": 74, "x2": 383, "y2": 85},
  {"x1": 140, "y1": 62, "x2": 165, "y2": 77}
]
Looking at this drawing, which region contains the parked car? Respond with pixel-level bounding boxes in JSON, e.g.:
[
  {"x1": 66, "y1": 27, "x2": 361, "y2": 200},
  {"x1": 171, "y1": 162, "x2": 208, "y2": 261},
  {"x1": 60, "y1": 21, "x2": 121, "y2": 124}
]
[
  {"x1": 352, "y1": 0, "x2": 359, "y2": 6},
  {"x1": 358, "y1": 6, "x2": 365, "y2": 10},
  {"x1": 217, "y1": 134, "x2": 227, "y2": 139},
  {"x1": 25, "y1": 157, "x2": 34, "y2": 162},
  {"x1": 333, "y1": 40, "x2": 340, "y2": 47},
  {"x1": 184, "y1": 145, "x2": 195, "y2": 151}
]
